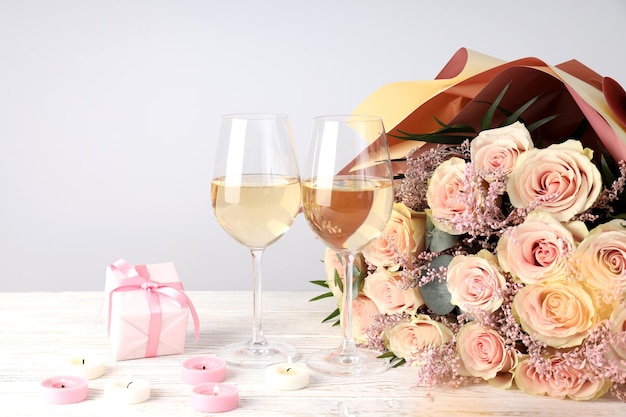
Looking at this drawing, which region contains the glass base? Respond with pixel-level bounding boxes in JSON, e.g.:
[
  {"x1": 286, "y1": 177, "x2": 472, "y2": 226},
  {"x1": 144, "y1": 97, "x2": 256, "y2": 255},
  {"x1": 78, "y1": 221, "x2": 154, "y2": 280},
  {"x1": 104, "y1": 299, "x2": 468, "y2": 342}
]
[
  {"x1": 306, "y1": 347, "x2": 390, "y2": 376},
  {"x1": 217, "y1": 340, "x2": 299, "y2": 368}
]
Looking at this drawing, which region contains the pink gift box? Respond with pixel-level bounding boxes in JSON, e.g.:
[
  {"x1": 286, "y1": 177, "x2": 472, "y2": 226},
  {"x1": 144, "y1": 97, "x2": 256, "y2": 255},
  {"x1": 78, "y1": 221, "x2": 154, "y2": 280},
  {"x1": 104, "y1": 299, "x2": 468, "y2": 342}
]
[{"x1": 103, "y1": 259, "x2": 199, "y2": 361}]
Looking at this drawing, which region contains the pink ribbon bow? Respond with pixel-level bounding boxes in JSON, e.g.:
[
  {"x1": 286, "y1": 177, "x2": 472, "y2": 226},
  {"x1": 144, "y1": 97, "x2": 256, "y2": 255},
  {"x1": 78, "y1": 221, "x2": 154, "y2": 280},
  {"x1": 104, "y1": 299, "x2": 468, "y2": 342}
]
[{"x1": 107, "y1": 259, "x2": 200, "y2": 358}]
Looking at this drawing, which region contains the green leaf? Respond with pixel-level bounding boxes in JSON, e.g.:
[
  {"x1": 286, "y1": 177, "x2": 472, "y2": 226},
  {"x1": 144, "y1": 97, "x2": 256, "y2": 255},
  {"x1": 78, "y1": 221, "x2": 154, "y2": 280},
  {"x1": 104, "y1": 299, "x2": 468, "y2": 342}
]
[
  {"x1": 322, "y1": 308, "x2": 340, "y2": 323},
  {"x1": 481, "y1": 82, "x2": 510, "y2": 131},
  {"x1": 391, "y1": 118, "x2": 475, "y2": 145},
  {"x1": 432, "y1": 118, "x2": 476, "y2": 134},
  {"x1": 334, "y1": 269, "x2": 343, "y2": 292},
  {"x1": 526, "y1": 114, "x2": 559, "y2": 132},
  {"x1": 391, "y1": 358, "x2": 406, "y2": 368},
  {"x1": 309, "y1": 280, "x2": 329, "y2": 288},
  {"x1": 501, "y1": 95, "x2": 539, "y2": 126},
  {"x1": 308, "y1": 292, "x2": 334, "y2": 302},
  {"x1": 419, "y1": 254, "x2": 455, "y2": 315},
  {"x1": 391, "y1": 134, "x2": 468, "y2": 145},
  {"x1": 377, "y1": 351, "x2": 405, "y2": 367}
]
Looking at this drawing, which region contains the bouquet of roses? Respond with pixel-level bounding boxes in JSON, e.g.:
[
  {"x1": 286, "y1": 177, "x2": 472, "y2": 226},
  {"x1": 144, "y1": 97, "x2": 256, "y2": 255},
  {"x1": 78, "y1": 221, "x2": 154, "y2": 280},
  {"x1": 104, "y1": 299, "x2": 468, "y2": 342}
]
[{"x1": 312, "y1": 49, "x2": 626, "y2": 401}]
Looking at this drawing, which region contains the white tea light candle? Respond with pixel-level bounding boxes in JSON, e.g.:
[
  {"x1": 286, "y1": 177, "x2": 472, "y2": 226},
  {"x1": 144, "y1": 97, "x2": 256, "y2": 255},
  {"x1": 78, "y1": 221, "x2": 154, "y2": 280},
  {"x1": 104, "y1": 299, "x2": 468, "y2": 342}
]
[
  {"x1": 265, "y1": 362, "x2": 310, "y2": 390},
  {"x1": 182, "y1": 356, "x2": 227, "y2": 385},
  {"x1": 104, "y1": 379, "x2": 150, "y2": 405},
  {"x1": 65, "y1": 356, "x2": 105, "y2": 380},
  {"x1": 40, "y1": 375, "x2": 88, "y2": 404}
]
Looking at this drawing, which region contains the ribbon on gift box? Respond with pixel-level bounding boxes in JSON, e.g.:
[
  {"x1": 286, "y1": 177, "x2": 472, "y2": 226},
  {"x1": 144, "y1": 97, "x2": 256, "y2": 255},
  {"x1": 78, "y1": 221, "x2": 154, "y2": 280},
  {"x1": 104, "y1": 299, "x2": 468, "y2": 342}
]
[{"x1": 106, "y1": 259, "x2": 200, "y2": 358}]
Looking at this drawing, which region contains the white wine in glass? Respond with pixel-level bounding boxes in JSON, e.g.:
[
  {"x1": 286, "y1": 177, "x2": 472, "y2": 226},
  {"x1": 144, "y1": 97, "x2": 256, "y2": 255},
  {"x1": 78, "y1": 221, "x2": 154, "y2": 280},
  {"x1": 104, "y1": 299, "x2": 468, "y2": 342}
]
[
  {"x1": 211, "y1": 113, "x2": 301, "y2": 367},
  {"x1": 302, "y1": 115, "x2": 394, "y2": 376}
]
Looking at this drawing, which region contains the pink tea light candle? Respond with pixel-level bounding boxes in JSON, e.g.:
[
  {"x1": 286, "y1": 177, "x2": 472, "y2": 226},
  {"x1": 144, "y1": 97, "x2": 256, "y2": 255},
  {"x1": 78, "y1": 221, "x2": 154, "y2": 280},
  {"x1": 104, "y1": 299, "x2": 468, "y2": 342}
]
[
  {"x1": 40, "y1": 375, "x2": 88, "y2": 405},
  {"x1": 104, "y1": 378, "x2": 151, "y2": 405},
  {"x1": 182, "y1": 356, "x2": 227, "y2": 385},
  {"x1": 191, "y1": 383, "x2": 239, "y2": 413}
]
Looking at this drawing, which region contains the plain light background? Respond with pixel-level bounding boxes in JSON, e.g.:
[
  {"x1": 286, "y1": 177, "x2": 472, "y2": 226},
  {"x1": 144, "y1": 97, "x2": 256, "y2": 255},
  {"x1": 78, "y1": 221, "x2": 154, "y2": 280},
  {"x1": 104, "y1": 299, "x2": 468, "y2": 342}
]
[{"x1": 1, "y1": 0, "x2": 625, "y2": 292}]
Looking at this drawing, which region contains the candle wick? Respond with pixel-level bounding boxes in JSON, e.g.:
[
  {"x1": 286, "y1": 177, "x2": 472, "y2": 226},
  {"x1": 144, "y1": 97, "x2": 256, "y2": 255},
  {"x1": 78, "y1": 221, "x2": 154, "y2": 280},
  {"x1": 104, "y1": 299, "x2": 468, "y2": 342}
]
[
  {"x1": 127, "y1": 382, "x2": 133, "y2": 388},
  {"x1": 202, "y1": 365, "x2": 206, "y2": 370},
  {"x1": 61, "y1": 384, "x2": 65, "y2": 388},
  {"x1": 82, "y1": 359, "x2": 85, "y2": 365},
  {"x1": 286, "y1": 367, "x2": 292, "y2": 373}
]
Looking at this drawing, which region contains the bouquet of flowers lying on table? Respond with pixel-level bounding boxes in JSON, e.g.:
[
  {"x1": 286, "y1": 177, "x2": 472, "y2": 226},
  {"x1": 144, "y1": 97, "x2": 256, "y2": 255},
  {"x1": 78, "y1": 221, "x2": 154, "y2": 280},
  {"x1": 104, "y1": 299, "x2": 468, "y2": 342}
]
[{"x1": 312, "y1": 48, "x2": 626, "y2": 401}]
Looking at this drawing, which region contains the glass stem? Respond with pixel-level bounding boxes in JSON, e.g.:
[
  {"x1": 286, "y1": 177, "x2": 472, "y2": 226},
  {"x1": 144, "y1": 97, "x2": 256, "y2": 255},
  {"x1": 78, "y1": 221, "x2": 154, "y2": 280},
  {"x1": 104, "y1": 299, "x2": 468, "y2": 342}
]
[
  {"x1": 249, "y1": 249, "x2": 266, "y2": 347},
  {"x1": 338, "y1": 251, "x2": 358, "y2": 356}
]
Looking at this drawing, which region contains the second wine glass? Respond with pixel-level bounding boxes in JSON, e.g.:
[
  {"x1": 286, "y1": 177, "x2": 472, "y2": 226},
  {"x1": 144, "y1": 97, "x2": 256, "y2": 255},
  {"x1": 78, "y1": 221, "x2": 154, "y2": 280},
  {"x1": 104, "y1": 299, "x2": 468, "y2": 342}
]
[
  {"x1": 211, "y1": 113, "x2": 301, "y2": 367},
  {"x1": 301, "y1": 115, "x2": 394, "y2": 376}
]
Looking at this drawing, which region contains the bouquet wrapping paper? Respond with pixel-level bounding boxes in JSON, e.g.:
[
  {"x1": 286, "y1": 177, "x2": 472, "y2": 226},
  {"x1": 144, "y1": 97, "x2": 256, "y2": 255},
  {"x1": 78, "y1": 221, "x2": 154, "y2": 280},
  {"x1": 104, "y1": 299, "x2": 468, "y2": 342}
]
[
  {"x1": 104, "y1": 259, "x2": 199, "y2": 361},
  {"x1": 354, "y1": 48, "x2": 626, "y2": 171}
]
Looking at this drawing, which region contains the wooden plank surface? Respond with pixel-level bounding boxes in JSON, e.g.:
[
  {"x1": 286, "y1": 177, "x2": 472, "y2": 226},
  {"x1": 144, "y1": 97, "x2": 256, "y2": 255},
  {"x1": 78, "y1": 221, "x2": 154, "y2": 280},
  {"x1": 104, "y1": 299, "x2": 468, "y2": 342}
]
[{"x1": 0, "y1": 291, "x2": 623, "y2": 416}]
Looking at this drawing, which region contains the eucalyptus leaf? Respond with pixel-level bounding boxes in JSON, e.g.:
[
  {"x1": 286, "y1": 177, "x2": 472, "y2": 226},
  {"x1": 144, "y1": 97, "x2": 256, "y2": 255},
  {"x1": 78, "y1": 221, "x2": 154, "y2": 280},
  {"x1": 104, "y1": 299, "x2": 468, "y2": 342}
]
[
  {"x1": 419, "y1": 254, "x2": 455, "y2": 315},
  {"x1": 425, "y1": 216, "x2": 459, "y2": 252}
]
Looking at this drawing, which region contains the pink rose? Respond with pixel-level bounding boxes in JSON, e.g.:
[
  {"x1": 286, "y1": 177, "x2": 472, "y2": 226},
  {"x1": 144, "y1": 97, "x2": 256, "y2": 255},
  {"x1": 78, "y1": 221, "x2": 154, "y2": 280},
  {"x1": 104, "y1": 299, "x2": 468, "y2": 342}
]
[
  {"x1": 496, "y1": 211, "x2": 576, "y2": 285},
  {"x1": 362, "y1": 203, "x2": 426, "y2": 271},
  {"x1": 351, "y1": 295, "x2": 380, "y2": 344},
  {"x1": 514, "y1": 357, "x2": 610, "y2": 400},
  {"x1": 446, "y1": 250, "x2": 507, "y2": 313},
  {"x1": 426, "y1": 157, "x2": 481, "y2": 235},
  {"x1": 456, "y1": 322, "x2": 517, "y2": 386},
  {"x1": 362, "y1": 268, "x2": 424, "y2": 315},
  {"x1": 470, "y1": 121, "x2": 534, "y2": 182},
  {"x1": 384, "y1": 314, "x2": 453, "y2": 361},
  {"x1": 512, "y1": 282, "x2": 597, "y2": 348},
  {"x1": 506, "y1": 140, "x2": 602, "y2": 222},
  {"x1": 574, "y1": 219, "x2": 626, "y2": 306}
]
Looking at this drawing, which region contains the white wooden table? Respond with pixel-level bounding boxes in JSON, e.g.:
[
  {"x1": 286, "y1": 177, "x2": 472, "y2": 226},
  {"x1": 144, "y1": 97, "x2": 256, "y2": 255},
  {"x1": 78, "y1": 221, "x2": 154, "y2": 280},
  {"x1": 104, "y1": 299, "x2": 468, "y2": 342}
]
[{"x1": 0, "y1": 291, "x2": 624, "y2": 416}]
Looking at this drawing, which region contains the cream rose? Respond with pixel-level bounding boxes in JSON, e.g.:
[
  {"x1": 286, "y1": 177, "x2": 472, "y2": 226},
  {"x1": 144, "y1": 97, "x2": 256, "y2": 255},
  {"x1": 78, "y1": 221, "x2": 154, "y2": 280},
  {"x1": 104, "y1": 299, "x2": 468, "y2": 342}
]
[
  {"x1": 362, "y1": 268, "x2": 424, "y2": 315},
  {"x1": 456, "y1": 322, "x2": 517, "y2": 386},
  {"x1": 574, "y1": 219, "x2": 626, "y2": 305},
  {"x1": 512, "y1": 282, "x2": 597, "y2": 348},
  {"x1": 608, "y1": 302, "x2": 626, "y2": 364},
  {"x1": 351, "y1": 295, "x2": 380, "y2": 345},
  {"x1": 514, "y1": 357, "x2": 610, "y2": 400},
  {"x1": 507, "y1": 140, "x2": 602, "y2": 222},
  {"x1": 496, "y1": 211, "x2": 576, "y2": 285},
  {"x1": 446, "y1": 250, "x2": 506, "y2": 313},
  {"x1": 426, "y1": 157, "x2": 479, "y2": 235},
  {"x1": 362, "y1": 203, "x2": 426, "y2": 271},
  {"x1": 384, "y1": 315, "x2": 454, "y2": 361},
  {"x1": 470, "y1": 121, "x2": 534, "y2": 182}
]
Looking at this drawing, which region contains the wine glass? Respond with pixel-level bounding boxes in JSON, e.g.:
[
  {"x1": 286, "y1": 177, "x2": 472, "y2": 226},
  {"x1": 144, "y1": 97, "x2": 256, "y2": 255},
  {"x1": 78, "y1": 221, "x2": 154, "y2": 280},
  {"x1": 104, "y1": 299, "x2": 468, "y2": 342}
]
[
  {"x1": 301, "y1": 115, "x2": 394, "y2": 376},
  {"x1": 211, "y1": 113, "x2": 301, "y2": 367}
]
